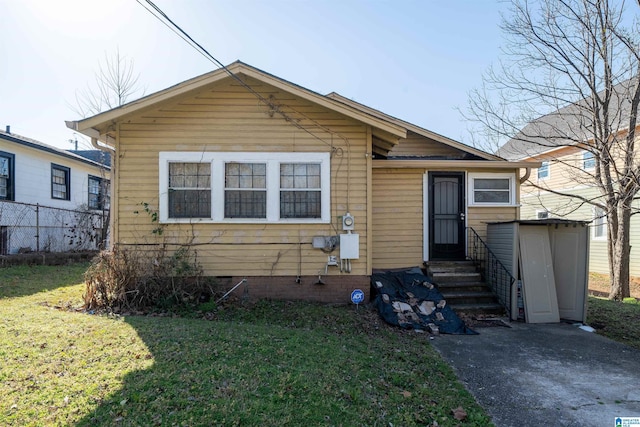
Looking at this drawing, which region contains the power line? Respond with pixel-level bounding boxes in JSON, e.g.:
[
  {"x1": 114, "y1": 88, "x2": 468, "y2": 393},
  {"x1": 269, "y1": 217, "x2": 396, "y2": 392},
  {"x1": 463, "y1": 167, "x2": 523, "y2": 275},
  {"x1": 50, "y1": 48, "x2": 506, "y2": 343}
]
[{"x1": 135, "y1": 0, "x2": 353, "y2": 210}]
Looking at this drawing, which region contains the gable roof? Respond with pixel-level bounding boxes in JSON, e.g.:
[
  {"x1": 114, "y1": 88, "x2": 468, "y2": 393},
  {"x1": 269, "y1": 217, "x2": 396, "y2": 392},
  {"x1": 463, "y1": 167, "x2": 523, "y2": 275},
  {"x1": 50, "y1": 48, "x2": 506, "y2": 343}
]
[
  {"x1": 0, "y1": 129, "x2": 110, "y2": 170},
  {"x1": 67, "y1": 61, "x2": 408, "y2": 151},
  {"x1": 67, "y1": 60, "x2": 532, "y2": 166},
  {"x1": 498, "y1": 77, "x2": 639, "y2": 161}
]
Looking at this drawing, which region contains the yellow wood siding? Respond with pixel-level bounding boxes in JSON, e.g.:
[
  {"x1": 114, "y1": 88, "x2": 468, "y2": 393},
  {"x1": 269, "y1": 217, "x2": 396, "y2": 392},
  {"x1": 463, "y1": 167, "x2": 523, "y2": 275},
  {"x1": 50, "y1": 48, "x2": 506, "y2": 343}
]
[
  {"x1": 114, "y1": 77, "x2": 369, "y2": 277},
  {"x1": 467, "y1": 207, "x2": 519, "y2": 240},
  {"x1": 372, "y1": 169, "x2": 424, "y2": 268}
]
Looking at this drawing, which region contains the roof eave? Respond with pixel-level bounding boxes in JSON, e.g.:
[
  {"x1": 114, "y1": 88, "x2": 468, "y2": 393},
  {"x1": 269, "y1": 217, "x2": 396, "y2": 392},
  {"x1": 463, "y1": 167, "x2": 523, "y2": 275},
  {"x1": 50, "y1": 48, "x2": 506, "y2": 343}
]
[
  {"x1": 70, "y1": 62, "x2": 407, "y2": 141},
  {"x1": 327, "y1": 92, "x2": 502, "y2": 161},
  {"x1": 372, "y1": 159, "x2": 541, "y2": 169}
]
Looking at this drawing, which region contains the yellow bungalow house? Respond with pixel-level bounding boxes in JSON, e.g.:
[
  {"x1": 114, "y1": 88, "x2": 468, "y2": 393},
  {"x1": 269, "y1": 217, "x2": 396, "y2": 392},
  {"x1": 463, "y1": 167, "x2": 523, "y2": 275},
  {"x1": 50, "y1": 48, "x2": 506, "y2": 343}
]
[{"x1": 67, "y1": 61, "x2": 536, "y2": 303}]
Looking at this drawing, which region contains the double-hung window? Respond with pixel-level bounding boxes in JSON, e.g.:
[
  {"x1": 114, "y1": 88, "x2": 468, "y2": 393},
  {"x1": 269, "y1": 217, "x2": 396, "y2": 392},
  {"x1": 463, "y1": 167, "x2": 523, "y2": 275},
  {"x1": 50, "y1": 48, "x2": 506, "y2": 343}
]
[
  {"x1": 468, "y1": 173, "x2": 516, "y2": 206},
  {"x1": 159, "y1": 152, "x2": 330, "y2": 223},
  {"x1": 224, "y1": 163, "x2": 266, "y2": 218},
  {"x1": 51, "y1": 164, "x2": 70, "y2": 200},
  {"x1": 280, "y1": 163, "x2": 321, "y2": 218},
  {"x1": 537, "y1": 161, "x2": 549, "y2": 180},
  {"x1": 168, "y1": 162, "x2": 211, "y2": 218},
  {"x1": 88, "y1": 175, "x2": 110, "y2": 210},
  {"x1": 0, "y1": 151, "x2": 15, "y2": 201}
]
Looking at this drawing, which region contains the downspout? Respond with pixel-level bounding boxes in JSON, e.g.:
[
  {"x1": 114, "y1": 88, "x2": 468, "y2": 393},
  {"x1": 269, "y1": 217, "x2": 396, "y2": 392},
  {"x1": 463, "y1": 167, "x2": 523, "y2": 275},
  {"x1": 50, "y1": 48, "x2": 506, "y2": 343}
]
[
  {"x1": 65, "y1": 121, "x2": 115, "y2": 153},
  {"x1": 91, "y1": 137, "x2": 115, "y2": 154},
  {"x1": 519, "y1": 167, "x2": 531, "y2": 184}
]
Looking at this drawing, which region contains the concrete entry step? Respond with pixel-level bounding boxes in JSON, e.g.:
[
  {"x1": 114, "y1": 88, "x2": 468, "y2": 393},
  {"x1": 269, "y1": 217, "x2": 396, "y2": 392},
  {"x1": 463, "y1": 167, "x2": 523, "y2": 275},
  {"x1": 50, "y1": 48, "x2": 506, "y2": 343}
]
[
  {"x1": 430, "y1": 272, "x2": 482, "y2": 283},
  {"x1": 448, "y1": 302, "x2": 506, "y2": 316},
  {"x1": 426, "y1": 260, "x2": 504, "y2": 317},
  {"x1": 425, "y1": 260, "x2": 478, "y2": 274}
]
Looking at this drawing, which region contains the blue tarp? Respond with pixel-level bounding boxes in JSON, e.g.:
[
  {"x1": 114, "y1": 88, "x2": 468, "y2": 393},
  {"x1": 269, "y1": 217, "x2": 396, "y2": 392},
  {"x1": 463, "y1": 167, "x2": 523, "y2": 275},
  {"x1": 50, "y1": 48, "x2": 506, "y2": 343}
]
[{"x1": 371, "y1": 268, "x2": 477, "y2": 335}]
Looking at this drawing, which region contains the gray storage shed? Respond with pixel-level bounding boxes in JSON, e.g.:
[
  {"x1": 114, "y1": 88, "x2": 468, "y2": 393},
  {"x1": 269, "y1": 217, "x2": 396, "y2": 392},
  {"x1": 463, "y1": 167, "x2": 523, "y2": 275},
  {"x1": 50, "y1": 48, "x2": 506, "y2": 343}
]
[{"x1": 486, "y1": 219, "x2": 590, "y2": 323}]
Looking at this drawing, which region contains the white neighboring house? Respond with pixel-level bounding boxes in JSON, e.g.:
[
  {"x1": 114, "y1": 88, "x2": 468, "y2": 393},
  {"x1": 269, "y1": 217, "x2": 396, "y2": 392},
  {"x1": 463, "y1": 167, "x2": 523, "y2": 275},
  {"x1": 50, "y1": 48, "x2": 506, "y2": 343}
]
[{"x1": 0, "y1": 126, "x2": 110, "y2": 254}]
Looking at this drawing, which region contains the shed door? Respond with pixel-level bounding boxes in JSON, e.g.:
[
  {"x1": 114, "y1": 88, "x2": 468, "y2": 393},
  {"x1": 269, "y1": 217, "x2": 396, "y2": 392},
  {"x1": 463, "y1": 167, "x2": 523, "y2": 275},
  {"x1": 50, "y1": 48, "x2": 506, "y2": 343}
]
[
  {"x1": 549, "y1": 226, "x2": 588, "y2": 322},
  {"x1": 429, "y1": 173, "x2": 465, "y2": 260},
  {"x1": 519, "y1": 225, "x2": 560, "y2": 323}
]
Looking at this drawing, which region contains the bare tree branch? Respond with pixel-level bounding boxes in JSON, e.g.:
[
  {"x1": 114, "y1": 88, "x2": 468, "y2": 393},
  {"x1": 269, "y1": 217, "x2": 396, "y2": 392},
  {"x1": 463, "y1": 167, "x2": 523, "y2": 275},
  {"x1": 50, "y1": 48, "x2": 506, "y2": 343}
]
[
  {"x1": 466, "y1": 0, "x2": 640, "y2": 300},
  {"x1": 69, "y1": 48, "x2": 145, "y2": 118}
]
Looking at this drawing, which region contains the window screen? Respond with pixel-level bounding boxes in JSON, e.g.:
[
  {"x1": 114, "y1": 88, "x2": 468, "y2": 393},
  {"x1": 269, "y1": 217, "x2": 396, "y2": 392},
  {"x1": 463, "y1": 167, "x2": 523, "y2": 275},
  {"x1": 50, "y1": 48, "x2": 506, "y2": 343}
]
[
  {"x1": 473, "y1": 178, "x2": 510, "y2": 203},
  {"x1": 168, "y1": 162, "x2": 211, "y2": 218},
  {"x1": 280, "y1": 163, "x2": 321, "y2": 218},
  {"x1": 224, "y1": 163, "x2": 266, "y2": 218}
]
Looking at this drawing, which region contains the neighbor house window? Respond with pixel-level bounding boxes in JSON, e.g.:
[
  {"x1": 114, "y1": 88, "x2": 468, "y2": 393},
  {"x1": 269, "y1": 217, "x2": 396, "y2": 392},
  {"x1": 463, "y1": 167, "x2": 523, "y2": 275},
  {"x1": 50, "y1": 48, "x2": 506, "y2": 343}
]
[
  {"x1": 159, "y1": 152, "x2": 330, "y2": 223},
  {"x1": 280, "y1": 163, "x2": 321, "y2": 218},
  {"x1": 88, "y1": 175, "x2": 110, "y2": 210},
  {"x1": 538, "y1": 161, "x2": 549, "y2": 179},
  {"x1": 592, "y1": 207, "x2": 607, "y2": 240},
  {"x1": 468, "y1": 173, "x2": 515, "y2": 206},
  {"x1": 0, "y1": 151, "x2": 15, "y2": 201},
  {"x1": 51, "y1": 164, "x2": 70, "y2": 200},
  {"x1": 224, "y1": 162, "x2": 266, "y2": 218},
  {"x1": 168, "y1": 162, "x2": 211, "y2": 218},
  {"x1": 583, "y1": 151, "x2": 595, "y2": 170}
]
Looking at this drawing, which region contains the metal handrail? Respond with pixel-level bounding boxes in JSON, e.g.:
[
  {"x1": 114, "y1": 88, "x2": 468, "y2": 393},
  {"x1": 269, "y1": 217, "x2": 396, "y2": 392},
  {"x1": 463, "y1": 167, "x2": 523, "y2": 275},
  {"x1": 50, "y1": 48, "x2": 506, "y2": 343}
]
[{"x1": 466, "y1": 227, "x2": 517, "y2": 319}]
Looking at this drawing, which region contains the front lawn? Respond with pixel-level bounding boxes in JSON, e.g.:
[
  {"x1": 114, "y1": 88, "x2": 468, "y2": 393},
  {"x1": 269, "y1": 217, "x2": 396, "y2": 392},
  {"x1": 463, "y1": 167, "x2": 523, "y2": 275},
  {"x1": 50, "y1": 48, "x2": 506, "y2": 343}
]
[{"x1": 0, "y1": 264, "x2": 491, "y2": 426}]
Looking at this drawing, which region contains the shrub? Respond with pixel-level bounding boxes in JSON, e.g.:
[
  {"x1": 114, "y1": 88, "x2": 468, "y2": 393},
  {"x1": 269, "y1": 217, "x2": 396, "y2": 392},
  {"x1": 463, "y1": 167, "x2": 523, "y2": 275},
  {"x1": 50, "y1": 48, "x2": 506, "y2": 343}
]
[{"x1": 84, "y1": 246, "x2": 211, "y2": 311}]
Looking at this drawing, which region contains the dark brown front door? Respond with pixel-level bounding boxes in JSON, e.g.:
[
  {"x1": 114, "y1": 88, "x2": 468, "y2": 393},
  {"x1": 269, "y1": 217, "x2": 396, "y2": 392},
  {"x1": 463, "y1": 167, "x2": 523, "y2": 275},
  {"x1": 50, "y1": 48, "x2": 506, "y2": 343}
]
[{"x1": 429, "y1": 172, "x2": 465, "y2": 260}]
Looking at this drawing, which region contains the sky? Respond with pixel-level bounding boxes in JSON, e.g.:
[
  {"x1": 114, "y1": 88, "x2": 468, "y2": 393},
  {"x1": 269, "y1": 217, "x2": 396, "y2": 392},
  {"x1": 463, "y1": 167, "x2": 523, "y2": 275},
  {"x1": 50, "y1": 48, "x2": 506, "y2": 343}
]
[{"x1": 0, "y1": 0, "x2": 506, "y2": 151}]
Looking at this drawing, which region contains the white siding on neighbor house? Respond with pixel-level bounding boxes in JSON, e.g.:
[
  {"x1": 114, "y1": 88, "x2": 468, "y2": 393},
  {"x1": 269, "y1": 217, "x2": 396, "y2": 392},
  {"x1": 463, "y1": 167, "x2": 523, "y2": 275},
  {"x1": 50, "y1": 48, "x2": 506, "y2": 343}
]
[{"x1": 0, "y1": 140, "x2": 109, "y2": 208}]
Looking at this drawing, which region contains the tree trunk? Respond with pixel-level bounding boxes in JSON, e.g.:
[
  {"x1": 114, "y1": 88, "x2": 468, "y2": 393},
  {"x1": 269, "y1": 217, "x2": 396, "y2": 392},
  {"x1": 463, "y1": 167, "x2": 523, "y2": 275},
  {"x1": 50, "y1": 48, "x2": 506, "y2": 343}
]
[{"x1": 609, "y1": 205, "x2": 631, "y2": 300}]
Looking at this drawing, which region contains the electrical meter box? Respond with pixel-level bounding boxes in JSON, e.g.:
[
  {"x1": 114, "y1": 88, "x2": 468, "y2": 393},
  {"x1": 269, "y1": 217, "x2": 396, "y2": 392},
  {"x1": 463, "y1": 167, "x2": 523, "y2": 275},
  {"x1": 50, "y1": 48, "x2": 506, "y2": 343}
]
[{"x1": 340, "y1": 233, "x2": 359, "y2": 259}]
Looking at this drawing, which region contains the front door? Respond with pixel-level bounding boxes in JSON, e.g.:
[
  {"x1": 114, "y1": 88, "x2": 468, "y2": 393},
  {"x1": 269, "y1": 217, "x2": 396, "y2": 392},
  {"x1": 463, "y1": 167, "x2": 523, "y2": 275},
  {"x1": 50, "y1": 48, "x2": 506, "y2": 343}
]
[{"x1": 429, "y1": 172, "x2": 465, "y2": 260}]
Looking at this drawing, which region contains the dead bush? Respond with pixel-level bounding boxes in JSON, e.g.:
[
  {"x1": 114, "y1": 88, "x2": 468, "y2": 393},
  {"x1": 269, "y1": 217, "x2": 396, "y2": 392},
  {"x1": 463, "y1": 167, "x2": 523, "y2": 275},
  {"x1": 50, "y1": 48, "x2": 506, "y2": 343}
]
[{"x1": 84, "y1": 246, "x2": 210, "y2": 311}]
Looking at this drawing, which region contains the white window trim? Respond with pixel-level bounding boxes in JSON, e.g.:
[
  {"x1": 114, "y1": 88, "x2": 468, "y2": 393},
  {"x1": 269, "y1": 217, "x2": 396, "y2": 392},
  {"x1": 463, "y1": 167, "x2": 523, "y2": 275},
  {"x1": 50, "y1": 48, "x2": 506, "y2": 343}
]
[
  {"x1": 537, "y1": 161, "x2": 550, "y2": 180},
  {"x1": 159, "y1": 152, "x2": 330, "y2": 223},
  {"x1": 467, "y1": 173, "x2": 517, "y2": 207},
  {"x1": 591, "y1": 207, "x2": 607, "y2": 241}
]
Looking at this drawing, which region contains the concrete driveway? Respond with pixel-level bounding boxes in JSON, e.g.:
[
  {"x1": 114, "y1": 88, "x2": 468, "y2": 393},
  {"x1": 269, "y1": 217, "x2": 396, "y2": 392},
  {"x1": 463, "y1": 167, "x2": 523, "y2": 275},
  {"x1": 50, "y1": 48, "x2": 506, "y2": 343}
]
[{"x1": 431, "y1": 321, "x2": 640, "y2": 427}]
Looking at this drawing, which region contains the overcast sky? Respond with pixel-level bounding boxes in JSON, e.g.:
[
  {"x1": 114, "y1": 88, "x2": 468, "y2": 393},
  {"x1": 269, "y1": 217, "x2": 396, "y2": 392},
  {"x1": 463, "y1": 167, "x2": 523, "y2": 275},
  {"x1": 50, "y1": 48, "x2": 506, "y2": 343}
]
[{"x1": 0, "y1": 0, "x2": 506, "y2": 151}]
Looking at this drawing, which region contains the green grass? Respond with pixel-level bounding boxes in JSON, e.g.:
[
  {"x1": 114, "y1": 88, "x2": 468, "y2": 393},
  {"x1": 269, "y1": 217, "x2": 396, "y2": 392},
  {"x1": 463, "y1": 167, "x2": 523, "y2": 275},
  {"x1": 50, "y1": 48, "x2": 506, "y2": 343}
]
[
  {"x1": 0, "y1": 265, "x2": 492, "y2": 426},
  {"x1": 587, "y1": 296, "x2": 640, "y2": 350}
]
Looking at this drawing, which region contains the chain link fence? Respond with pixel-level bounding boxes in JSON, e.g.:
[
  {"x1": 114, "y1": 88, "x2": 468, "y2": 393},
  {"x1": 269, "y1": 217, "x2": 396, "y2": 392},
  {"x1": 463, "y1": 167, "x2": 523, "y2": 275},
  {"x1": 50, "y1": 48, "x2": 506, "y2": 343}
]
[{"x1": 0, "y1": 200, "x2": 108, "y2": 255}]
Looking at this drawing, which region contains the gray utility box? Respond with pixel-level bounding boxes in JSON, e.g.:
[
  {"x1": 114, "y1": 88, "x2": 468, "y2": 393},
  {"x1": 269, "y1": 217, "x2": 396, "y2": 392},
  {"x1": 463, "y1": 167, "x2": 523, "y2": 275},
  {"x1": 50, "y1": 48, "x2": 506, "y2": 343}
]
[{"x1": 486, "y1": 219, "x2": 589, "y2": 323}]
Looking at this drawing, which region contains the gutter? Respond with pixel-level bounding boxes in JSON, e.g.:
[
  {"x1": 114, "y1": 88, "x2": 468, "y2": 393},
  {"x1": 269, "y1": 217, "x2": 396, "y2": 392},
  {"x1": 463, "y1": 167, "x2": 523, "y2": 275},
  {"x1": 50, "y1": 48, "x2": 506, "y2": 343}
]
[{"x1": 65, "y1": 121, "x2": 116, "y2": 153}]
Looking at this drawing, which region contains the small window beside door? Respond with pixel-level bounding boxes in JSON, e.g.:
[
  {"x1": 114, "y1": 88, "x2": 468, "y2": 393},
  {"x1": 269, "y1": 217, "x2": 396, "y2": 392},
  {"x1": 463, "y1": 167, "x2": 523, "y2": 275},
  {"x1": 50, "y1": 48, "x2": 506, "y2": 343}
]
[{"x1": 468, "y1": 173, "x2": 516, "y2": 206}]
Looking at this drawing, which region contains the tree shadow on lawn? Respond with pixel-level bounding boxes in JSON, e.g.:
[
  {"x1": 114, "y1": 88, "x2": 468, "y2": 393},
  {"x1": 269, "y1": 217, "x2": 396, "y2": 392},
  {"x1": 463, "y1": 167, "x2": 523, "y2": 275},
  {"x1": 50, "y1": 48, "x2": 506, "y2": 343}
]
[
  {"x1": 74, "y1": 307, "x2": 484, "y2": 427},
  {"x1": 75, "y1": 314, "x2": 366, "y2": 427},
  {"x1": 0, "y1": 263, "x2": 88, "y2": 299}
]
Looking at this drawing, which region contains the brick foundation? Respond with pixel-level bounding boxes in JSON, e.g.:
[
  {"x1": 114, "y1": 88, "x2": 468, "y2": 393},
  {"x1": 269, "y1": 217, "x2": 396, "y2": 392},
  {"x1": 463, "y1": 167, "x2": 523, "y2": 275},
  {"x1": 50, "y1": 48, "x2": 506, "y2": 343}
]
[{"x1": 212, "y1": 275, "x2": 371, "y2": 304}]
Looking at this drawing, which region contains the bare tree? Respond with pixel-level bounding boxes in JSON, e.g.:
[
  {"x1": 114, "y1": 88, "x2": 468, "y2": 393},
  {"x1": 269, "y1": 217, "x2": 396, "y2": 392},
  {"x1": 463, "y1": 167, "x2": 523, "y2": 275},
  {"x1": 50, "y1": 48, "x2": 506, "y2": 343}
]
[
  {"x1": 466, "y1": 0, "x2": 640, "y2": 300},
  {"x1": 70, "y1": 48, "x2": 145, "y2": 250},
  {"x1": 72, "y1": 48, "x2": 144, "y2": 118}
]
